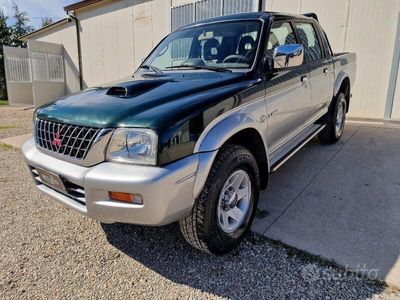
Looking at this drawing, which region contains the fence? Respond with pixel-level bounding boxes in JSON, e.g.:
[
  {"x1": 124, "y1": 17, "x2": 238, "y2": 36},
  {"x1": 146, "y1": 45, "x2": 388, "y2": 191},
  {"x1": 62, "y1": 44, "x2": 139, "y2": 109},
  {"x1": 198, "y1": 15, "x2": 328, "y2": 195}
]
[
  {"x1": 5, "y1": 52, "x2": 64, "y2": 84},
  {"x1": 4, "y1": 41, "x2": 66, "y2": 106},
  {"x1": 4, "y1": 57, "x2": 32, "y2": 83}
]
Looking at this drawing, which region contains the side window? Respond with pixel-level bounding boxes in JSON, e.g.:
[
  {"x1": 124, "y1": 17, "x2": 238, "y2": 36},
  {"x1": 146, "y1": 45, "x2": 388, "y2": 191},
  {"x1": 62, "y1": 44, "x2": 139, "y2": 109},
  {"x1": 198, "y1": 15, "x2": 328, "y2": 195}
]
[
  {"x1": 267, "y1": 22, "x2": 296, "y2": 51},
  {"x1": 295, "y1": 22, "x2": 323, "y2": 62},
  {"x1": 265, "y1": 22, "x2": 296, "y2": 70}
]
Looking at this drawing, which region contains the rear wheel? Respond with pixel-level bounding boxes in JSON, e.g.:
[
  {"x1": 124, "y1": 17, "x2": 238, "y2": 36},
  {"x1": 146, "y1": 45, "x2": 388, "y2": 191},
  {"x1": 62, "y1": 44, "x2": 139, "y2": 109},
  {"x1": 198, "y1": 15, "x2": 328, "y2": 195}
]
[
  {"x1": 318, "y1": 93, "x2": 347, "y2": 144},
  {"x1": 179, "y1": 145, "x2": 260, "y2": 255}
]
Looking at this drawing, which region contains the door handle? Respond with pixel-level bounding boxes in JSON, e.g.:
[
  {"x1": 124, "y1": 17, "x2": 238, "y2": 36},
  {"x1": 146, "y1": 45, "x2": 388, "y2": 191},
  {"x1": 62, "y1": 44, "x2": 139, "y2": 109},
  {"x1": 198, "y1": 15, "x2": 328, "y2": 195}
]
[
  {"x1": 323, "y1": 68, "x2": 329, "y2": 74},
  {"x1": 301, "y1": 75, "x2": 308, "y2": 82}
]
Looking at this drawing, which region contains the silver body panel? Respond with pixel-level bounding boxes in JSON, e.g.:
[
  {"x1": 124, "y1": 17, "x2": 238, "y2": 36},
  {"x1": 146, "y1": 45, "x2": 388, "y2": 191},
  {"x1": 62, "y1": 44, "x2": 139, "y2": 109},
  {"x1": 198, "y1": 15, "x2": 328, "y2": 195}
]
[
  {"x1": 264, "y1": 68, "x2": 312, "y2": 157},
  {"x1": 22, "y1": 138, "x2": 200, "y2": 226},
  {"x1": 307, "y1": 60, "x2": 334, "y2": 121}
]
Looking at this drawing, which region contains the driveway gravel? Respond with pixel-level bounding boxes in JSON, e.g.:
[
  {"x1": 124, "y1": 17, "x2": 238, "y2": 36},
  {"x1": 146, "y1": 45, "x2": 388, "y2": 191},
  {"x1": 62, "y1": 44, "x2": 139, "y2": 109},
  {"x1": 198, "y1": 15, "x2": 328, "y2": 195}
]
[
  {"x1": 0, "y1": 106, "x2": 34, "y2": 139},
  {"x1": 1, "y1": 144, "x2": 399, "y2": 299}
]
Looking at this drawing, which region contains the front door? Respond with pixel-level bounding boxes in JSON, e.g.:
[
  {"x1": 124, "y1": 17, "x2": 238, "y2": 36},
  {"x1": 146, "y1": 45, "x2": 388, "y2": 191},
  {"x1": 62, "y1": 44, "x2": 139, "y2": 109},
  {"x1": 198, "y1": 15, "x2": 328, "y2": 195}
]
[{"x1": 264, "y1": 21, "x2": 312, "y2": 155}]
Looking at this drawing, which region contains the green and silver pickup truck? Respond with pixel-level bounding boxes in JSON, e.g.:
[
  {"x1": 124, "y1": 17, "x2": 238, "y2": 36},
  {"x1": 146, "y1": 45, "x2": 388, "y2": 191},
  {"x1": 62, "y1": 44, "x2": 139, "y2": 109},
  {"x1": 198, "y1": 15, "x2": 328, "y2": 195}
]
[{"x1": 22, "y1": 12, "x2": 356, "y2": 254}]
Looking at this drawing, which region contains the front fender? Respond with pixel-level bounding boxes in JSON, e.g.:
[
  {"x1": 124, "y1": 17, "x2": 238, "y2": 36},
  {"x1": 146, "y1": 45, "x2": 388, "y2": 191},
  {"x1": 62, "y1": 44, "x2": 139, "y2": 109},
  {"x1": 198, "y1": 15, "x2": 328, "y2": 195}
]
[
  {"x1": 192, "y1": 111, "x2": 268, "y2": 199},
  {"x1": 195, "y1": 112, "x2": 267, "y2": 153}
]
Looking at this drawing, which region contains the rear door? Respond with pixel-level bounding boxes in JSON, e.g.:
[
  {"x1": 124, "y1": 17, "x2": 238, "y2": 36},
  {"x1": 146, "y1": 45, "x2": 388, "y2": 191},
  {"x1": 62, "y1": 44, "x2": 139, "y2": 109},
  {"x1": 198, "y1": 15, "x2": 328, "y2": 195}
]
[
  {"x1": 294, "y1": 21, "x2": 334, "y2": 122},
  {"x1": 264, "y1": 20, "x2": 312, "y2": 155}
]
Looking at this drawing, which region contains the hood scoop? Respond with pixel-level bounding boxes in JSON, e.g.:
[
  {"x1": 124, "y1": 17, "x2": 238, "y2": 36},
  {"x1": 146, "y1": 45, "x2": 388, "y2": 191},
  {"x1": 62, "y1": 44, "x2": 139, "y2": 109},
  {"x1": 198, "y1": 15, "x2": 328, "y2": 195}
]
[
  {"x1": 107, "y1": 86, "x2": 127, "y2": 97},
  {"x1": 106, "y1": 79, "x2": 169, "y2": 98}
]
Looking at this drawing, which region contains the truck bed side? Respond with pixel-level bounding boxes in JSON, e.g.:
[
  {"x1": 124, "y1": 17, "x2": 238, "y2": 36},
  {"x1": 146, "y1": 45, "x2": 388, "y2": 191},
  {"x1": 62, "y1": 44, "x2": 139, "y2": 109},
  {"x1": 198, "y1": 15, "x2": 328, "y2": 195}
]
[{"x1": 332, "y1": 52, "x2": 357, "y2": 98}]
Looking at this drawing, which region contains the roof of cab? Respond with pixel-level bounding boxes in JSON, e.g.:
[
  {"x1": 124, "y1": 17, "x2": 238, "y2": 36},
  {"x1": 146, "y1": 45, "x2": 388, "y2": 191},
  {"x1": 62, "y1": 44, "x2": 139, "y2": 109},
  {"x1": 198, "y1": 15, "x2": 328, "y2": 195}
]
[{"x1": 180, "y1": 11, "x2": 314, "y2": 29}]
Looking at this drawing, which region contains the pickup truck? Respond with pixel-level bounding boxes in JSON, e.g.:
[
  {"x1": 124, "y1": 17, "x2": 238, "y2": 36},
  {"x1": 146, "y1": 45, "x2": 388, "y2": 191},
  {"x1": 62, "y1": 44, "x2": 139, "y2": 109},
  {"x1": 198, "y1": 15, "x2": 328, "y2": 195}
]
[{"x1": 22, "y1": 12, "x2": 356, "y2": 255}]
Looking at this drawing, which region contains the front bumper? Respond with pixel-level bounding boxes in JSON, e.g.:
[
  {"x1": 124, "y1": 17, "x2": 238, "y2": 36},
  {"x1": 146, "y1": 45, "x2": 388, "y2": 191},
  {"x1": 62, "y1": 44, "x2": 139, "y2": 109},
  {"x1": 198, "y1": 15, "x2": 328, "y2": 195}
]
[{"x1": 21, "y1": 138, "x2": 200, "y2": 226}]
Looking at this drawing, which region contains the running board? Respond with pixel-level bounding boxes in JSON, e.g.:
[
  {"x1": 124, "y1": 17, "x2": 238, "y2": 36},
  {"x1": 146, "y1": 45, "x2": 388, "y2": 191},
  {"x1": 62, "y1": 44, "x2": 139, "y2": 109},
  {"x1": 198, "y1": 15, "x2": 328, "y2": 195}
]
[{"x1": 270, "y1": 124, "x2": 326, "y2": 172}]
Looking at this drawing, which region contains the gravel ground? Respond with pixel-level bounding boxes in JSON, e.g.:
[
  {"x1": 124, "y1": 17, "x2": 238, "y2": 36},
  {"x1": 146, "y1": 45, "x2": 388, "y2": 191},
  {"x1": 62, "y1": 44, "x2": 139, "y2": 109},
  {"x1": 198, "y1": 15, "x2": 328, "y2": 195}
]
[
  {"x1": 1, "y1": 145, "x2": 399, "y2": 299},
  {"x1": 0, "y1": 106, "x2": 34, "y2": 139}
]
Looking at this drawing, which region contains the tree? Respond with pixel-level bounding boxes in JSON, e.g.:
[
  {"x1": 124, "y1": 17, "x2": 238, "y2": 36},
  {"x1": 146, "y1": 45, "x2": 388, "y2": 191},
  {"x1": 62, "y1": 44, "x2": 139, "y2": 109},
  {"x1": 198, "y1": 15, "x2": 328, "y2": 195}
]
[
  {"x1": 41, "y1": 17, "x2": 53, "y2": 28},
  {"x1": 10, "y1": 4, "x2": 34, "y2": 48},
  {"x1": 0, "y1": 5, "x2": 33, "y2": 99},
  {"x1": 0, "y1": 9, "x2": 12, "y2": 99}
]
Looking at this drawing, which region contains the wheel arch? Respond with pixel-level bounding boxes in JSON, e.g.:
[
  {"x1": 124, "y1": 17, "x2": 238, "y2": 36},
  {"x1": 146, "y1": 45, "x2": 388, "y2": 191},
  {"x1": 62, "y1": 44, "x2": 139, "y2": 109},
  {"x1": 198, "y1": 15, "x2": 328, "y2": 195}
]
[
  {"x1": 224, "y1": 128, "x2": 269, "y2": 190},
  {"x1": 334, "y1": 74, "x2": 351, "y2": 112},
  {"x1": 193, "y1": 113, "x2": 269, "y2": 199}
]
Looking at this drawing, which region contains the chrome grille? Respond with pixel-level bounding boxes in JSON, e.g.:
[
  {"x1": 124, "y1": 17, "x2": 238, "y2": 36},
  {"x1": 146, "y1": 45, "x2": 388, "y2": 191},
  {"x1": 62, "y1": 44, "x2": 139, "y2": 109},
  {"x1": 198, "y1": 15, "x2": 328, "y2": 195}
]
[{"x1": 35, "y1": 119, "x2": 102, "y2": 160}]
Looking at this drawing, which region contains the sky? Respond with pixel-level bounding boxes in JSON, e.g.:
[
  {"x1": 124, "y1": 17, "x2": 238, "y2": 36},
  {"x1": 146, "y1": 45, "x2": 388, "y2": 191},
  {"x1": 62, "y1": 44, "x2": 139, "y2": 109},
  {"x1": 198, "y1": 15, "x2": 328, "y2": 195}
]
[{"x1": 0, "y1": 0, "x2": 77, "y2": 29}]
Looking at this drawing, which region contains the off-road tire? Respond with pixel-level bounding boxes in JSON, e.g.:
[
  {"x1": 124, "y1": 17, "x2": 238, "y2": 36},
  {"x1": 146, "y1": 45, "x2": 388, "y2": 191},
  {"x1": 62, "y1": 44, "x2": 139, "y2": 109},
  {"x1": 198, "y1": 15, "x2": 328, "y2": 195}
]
[
  {"x1": 318, "y1": 92, "x2": 347, "y2": 144},
  {"x1": 179, "y1": 145, "x2": 260, "y2": 255}
]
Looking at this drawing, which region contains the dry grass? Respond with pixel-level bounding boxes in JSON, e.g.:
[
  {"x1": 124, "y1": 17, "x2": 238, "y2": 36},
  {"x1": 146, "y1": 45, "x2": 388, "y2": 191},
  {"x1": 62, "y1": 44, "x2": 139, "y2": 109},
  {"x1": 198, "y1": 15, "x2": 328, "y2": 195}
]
[
  {"x1": 0, "y1": 142, "x2": 13, "y2": 151},
  {"x1": 0, "y1": 106, "x2": 33, "y2": 139},
  {"x1": 0, "y1": 125, "x2": 16, "y2": 130}
]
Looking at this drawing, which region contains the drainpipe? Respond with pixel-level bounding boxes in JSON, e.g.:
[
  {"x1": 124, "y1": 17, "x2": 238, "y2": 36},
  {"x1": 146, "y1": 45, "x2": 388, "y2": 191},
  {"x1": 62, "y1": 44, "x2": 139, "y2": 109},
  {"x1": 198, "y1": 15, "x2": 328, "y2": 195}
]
[
  {"x1": 258, "y1": 0, "x2": 263, "y2": 11},
  {"x1": 67, "y1": 12, "x2": 83, "y2": 91}
]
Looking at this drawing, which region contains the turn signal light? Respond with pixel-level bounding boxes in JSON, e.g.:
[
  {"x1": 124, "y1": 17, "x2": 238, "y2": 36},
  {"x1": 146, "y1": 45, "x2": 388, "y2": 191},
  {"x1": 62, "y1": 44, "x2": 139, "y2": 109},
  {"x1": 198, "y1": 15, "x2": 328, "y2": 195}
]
[{"x1": 108, "y1": 192, "x2": 143, "y2": 205}]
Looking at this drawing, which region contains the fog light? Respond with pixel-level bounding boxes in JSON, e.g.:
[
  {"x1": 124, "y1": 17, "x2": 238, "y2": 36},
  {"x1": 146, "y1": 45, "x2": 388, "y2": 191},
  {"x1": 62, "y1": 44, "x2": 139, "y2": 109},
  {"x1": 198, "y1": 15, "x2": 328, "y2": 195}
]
[{"x1": 108, "y1": 192, "x2": 143, "y2": 205}]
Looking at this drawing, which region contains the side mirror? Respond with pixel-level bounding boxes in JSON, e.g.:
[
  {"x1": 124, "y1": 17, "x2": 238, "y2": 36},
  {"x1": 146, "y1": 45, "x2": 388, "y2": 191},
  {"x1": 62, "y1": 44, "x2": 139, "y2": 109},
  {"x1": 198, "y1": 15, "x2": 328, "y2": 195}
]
[{"x1": 273, "y1": 44, "x2": 304, "y2": 70}]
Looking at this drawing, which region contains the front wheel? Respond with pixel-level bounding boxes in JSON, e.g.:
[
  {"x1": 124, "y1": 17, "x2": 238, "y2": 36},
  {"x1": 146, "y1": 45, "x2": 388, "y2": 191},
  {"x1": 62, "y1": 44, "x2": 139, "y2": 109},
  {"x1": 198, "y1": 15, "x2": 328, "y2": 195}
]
[
  {"x1": 179, "y1": 145, "x2": 260, "y2": 255},
  {"x1": 318, "y1": 93, "x2": 347, "y2": 144}
]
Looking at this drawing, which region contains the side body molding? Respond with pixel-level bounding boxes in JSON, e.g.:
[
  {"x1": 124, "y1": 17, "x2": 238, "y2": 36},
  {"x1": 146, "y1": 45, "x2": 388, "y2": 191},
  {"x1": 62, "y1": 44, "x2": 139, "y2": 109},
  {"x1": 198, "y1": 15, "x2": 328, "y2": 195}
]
[{"x1": 192, "y1": 111, "x2": 269, "y2": 199}]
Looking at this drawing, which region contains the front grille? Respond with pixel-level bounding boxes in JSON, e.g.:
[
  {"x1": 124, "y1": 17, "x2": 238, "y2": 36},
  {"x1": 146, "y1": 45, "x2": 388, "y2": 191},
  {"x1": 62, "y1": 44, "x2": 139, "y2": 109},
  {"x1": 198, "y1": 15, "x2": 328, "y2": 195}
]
[{"x1": 35, "y1": 119, "x2": 102, "y2": 160}]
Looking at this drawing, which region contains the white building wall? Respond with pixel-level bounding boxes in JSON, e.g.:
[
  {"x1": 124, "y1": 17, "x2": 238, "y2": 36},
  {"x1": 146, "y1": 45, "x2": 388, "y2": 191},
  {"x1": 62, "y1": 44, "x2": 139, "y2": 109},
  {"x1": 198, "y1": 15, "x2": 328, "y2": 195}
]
[
  {"x1": 345, "y1": 0, "x2": 399, "y2": 120},
  {"x1": 27, "y1": 0, "x2": 171, "y2": 90},
  {"x1": 265, "y1": 0, "x2": 400, "y2": 121},
  {"x1": 29, "y1": 21, "x2": 81, "y2": 95},
  {"x1": 76, "y1": 0, "x2": 170, "y2": 88}
]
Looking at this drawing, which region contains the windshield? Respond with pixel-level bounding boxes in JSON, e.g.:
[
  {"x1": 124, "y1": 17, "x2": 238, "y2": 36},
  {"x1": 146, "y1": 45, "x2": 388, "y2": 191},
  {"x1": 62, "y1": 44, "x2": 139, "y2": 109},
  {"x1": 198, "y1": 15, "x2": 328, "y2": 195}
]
[{"x1": 143, "y1": 21, "x2": 262, "y2": 71}]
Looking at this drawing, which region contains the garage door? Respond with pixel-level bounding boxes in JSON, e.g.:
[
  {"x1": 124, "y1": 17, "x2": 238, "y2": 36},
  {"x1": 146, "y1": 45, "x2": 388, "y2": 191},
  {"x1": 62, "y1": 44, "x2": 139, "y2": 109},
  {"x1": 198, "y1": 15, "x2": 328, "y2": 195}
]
[{"x1": 171, "y1": 0, "x2": 259, "y2": 31}]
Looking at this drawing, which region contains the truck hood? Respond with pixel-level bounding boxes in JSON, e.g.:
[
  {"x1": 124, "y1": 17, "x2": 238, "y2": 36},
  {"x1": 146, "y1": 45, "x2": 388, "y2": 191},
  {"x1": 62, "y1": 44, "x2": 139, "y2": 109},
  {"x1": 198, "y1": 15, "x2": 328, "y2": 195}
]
[{"x1": 35, "y1": 72, "x2": 255, "y2": 129}]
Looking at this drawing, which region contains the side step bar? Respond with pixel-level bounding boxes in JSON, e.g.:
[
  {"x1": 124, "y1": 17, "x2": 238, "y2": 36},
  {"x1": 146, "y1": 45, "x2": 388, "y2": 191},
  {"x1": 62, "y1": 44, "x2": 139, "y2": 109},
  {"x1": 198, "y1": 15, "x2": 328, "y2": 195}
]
[{"x1": 270, "y1": 125, "x2": 326, "y2": 172}]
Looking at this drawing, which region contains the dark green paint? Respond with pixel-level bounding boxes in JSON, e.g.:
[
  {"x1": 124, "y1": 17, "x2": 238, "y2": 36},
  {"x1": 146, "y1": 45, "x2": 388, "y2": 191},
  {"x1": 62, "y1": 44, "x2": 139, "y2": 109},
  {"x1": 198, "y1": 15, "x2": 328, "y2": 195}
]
[{"x1": 36, "y1": 72, "x2": 261, "y2": 164}]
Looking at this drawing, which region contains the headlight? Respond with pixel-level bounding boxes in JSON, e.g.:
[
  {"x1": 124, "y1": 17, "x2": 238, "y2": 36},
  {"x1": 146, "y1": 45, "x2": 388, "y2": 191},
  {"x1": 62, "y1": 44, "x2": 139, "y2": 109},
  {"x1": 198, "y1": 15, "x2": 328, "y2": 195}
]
[{"x1": 107, "y1": 128, "x2": 158, "y2": 166}]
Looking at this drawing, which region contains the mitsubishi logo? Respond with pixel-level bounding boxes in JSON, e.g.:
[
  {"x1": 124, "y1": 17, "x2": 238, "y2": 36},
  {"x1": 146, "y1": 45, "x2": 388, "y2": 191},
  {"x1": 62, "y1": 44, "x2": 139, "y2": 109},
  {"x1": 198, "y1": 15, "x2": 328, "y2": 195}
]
[{"x1": 52, "y1": 131, "x2": 62, "y2": 148}]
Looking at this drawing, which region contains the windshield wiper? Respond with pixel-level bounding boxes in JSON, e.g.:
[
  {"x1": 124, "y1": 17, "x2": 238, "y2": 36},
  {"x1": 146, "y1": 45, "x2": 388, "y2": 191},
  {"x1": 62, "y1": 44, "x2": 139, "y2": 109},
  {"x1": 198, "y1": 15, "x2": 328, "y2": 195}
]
[
  {"x1": 166, "y1": 65, "x2": 232, "y2": 73},
  {"x1": 139, "y1": 64, "x2": 163, "y2": 75}
]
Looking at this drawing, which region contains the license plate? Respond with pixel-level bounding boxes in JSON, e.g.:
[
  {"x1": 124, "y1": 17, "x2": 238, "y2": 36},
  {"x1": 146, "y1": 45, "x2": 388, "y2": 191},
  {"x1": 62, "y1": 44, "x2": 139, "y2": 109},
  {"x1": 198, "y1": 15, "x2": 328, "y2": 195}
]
[{"x1": 36, "y1": 168, "x2": 68, "y2": 194}]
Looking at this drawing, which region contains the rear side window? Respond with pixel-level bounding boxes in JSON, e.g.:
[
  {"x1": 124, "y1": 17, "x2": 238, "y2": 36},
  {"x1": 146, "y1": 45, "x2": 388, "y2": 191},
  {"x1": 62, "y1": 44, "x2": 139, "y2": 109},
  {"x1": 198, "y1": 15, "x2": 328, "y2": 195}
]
[{"x1": 295, "y1": 22, "x2": 323, "y2": 62}]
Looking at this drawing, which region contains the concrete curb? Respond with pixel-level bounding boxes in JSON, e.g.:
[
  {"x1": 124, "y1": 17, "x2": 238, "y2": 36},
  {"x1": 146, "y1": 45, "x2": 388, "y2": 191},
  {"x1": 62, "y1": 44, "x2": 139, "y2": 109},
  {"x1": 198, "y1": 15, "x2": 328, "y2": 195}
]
[{"x1": 0, "y1": 134, "x2": 31, "y2": 149}]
